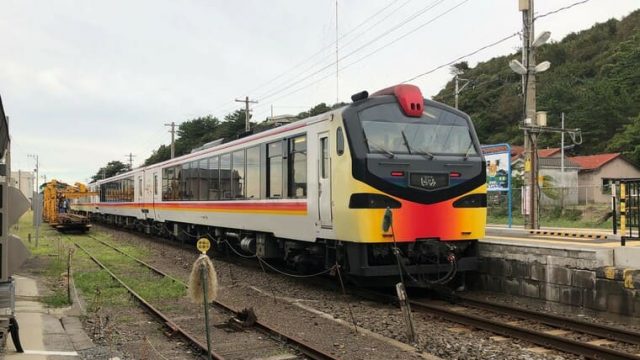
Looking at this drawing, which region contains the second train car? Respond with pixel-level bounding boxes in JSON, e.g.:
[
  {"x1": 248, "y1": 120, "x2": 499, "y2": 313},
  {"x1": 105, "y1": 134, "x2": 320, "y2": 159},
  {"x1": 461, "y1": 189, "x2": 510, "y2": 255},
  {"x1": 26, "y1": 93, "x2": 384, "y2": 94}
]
[{"x1": 73, "y1": 84, "x2": 487, "y2": 287}]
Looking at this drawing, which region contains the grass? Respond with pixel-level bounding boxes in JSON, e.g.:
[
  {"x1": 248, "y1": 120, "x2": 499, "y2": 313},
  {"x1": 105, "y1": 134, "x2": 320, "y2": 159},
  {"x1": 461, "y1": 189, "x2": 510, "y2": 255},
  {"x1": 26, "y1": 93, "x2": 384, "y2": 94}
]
[{"x1": 12, "y1": 212, "x2": 185, "y2": 312}]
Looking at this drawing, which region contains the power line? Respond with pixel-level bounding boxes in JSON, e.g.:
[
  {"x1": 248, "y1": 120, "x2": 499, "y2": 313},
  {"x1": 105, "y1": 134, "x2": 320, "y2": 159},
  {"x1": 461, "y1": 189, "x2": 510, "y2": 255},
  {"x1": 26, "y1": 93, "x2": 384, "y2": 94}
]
[
  {"x1": 253, "y1": 0, "x2": 420, "y2": 102},
  {"x1": 339, "y1": 0, "x2": 468, "y2": 73},
  {"x1": 535, "y1": 0, "x2": 592, "y2": 20},
  {"x1": 256, "y1": 0, "x2": 465, "y2": 105},
  {"x1": 403, "y1": 32, "x2": 520, "y2": 83},
  {"x1": 241, "y1": 0, "x2": 406, "y2": 100}
]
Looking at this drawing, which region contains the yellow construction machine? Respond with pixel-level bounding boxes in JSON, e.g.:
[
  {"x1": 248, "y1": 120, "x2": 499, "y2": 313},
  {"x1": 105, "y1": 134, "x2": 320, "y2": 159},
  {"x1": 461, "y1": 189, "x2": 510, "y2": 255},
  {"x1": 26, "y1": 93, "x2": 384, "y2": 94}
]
[{"x1": 43, "y1": 180, "x2": 97, "y2": 233}]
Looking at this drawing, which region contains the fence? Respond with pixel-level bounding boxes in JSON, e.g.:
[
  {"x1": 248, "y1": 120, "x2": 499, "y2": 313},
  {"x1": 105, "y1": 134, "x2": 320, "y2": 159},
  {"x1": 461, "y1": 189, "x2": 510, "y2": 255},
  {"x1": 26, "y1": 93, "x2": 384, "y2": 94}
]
[{"x1": 487, "y1": 185, "x2": 613, "y2": 227}]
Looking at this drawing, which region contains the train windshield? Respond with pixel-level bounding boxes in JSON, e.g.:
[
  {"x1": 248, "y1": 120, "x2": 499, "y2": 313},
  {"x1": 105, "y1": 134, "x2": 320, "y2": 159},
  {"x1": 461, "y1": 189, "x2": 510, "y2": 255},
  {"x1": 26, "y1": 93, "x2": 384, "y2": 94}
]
[{"x1": 360, "y1": 104, "x2": 478, "y2": 157}]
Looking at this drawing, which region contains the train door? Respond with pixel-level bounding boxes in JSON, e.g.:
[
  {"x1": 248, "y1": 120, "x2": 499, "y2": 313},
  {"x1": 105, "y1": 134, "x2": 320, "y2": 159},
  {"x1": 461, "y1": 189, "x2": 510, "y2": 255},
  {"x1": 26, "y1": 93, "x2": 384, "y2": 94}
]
[
  {"x1": 318, "y1": 132, "x2": 332, "y2": 228},
  {"x1": 137, "y1": 173, "x2": 144, "y2": 217},
  {"x1": 152, "y1": 169, "x2": 161, "y2": 220}
]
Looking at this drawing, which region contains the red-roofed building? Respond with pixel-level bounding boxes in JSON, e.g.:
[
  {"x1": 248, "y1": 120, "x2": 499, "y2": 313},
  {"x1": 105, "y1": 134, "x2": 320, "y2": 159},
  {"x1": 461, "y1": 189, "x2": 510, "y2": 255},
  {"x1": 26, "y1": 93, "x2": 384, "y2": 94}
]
[{"x1": 569, "y1": 153, "x2": 640, "y2": 203}]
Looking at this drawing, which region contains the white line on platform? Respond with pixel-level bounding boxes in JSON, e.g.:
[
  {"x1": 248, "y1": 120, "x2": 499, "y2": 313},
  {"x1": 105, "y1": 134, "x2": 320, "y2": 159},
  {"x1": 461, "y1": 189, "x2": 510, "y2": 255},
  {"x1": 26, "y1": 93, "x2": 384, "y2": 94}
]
[{"x1": 23, "y1": 350, "x2": 79, "y2": 356}]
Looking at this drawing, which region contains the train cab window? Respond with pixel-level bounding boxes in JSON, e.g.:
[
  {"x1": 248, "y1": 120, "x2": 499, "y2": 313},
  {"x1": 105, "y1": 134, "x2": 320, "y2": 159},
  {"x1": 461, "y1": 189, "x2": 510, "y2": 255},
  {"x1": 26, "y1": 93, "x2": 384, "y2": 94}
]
[
  {"x1": 208, "y1": 156, "x2": 220, "y2": 200},
  {"x1": 336, "y1": 127, "x2": 344, "y2": 156},
  {"x1": 220, "y1": 154, "x2": 232, "y2": 199},
  {"x1": 197, "y1": 159, "x2": 208, "y2": 200},
  {"x1": 267, "y1": 141, "x2": 283, "y2": 198},
  {"x1": 246, "y1": 146, "x2": 260, "y2": 199},
  {"x1": 232, "y1": 150, "x2": 245, "y2": 199},
  {"x1": 138, "y1": 177, "x2": 142, "y2": 197},
  {"x1": 288, "y1": 136, "x2": 307, "y2": 198}
]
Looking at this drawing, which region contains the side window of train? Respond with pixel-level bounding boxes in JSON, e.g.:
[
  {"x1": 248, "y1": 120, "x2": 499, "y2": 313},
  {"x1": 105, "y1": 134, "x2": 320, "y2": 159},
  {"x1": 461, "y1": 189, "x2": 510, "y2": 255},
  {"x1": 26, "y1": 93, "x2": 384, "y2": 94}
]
[
  {"x1": 288, "y1": 135, "x2": 307, "y2": 198},
  {"x1": 267, "y1": 141, "x2": 283, "y2": 198},
  {"x1": 336, "y1": 127, "x2": 344, "y2": 156},
  {"x1": 220, "y1": 154, "x2": 232, "y2": 199},
  {"x1": 138, "y1": 176, "x2": 142, "y2": 197},
  {"x1": 246, "y1": 146, "x2": 260, "y2": 199},
  {"x1": 232, "y1": 150, "x2": 246, "y2": 199}
]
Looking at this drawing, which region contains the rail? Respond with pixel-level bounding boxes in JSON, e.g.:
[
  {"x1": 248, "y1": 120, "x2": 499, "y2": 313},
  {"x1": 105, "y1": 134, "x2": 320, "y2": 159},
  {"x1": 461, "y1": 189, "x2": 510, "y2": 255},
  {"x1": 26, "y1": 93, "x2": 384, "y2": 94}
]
[
  {"x1": 86, "y1": 235, "x2": 338, "y2": 360},
  {"x1": 363, "y1": 289, "x2": 640, "y2": 360}
]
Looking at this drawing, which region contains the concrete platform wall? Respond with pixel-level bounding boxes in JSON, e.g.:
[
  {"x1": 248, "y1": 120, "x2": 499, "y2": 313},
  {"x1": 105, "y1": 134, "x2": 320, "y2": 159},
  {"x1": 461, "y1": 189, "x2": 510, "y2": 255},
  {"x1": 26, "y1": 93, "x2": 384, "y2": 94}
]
[{"x1": 475, "y1": 242, "x2": 640, "y2": 317}]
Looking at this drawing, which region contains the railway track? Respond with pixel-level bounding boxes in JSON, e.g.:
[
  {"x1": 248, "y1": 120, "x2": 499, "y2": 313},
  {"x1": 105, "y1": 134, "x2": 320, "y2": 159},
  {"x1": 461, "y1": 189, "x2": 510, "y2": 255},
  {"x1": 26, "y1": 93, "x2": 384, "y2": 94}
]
[
  {"x1": 364, "y1": 289, "x2": 640, "y2": 360},
  {"x1": 74, "y1": 235, "x2": 338, "y2": 360}
]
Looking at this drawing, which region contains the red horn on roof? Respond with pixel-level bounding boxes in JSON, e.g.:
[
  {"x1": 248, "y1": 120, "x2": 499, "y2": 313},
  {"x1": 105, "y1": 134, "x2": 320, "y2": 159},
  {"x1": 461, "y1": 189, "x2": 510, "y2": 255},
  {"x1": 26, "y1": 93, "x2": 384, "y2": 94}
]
[{"x1": 371, "y1": 84, "x2": 424, "y2": 117}]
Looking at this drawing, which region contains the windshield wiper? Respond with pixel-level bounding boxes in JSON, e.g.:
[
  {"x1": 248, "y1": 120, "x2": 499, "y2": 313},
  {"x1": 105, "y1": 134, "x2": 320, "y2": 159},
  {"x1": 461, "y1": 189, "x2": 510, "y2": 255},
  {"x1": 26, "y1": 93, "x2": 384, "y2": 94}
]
[
  {"x1": 401, "y1": 129, "x2": 435, "y2": 160},
  {"x1": 365, "y1": 139, "x2": 395, "y2": 158},
  {"x1": 412, "y1": 145, "x2": 435, "y2": 159},
  {"x1": 400, "y1": 130, "x2": 412, "y2": 154},
  {"x1": 463, "y1": 142, "x2": 476, "y2": 161}
]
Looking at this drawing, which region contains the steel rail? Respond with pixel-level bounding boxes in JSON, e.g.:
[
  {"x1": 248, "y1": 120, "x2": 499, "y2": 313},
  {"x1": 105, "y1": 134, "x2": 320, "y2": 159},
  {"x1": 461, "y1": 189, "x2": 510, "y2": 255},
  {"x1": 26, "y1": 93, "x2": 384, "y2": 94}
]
[
  {"x1": 73, "y1": 241, "x2": 225, "y2": 360},
  {"x1": 361, "y1": 289, "x2": 640, "y2": 360},
  {"x1": 87, "y1": 236, "x2": 338, "y2": 360},
  {"x1": 408, "y1": 299, "x2": 640, "y2": 360},
  {"x1": 459, "y1": 296, "x2": 640, "y2": 346}
]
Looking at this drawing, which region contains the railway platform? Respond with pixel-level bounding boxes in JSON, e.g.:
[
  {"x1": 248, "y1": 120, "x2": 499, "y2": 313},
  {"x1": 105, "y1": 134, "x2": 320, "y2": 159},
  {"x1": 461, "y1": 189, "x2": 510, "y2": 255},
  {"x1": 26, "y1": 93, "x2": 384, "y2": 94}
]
[
  {"x1": 477, "y1": 226, "x2": 640, "y2": 317},
  {"x1": 4, "y1": 275, "x2": 93, "y2": 359}
]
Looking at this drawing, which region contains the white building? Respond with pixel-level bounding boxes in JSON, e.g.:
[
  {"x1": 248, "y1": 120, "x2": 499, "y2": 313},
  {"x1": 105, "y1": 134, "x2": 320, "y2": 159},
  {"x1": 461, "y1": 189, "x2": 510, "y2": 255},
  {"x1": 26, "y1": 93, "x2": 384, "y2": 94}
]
[{"x1": 10, "y1": 170, "x2": 34, "y2": 202}]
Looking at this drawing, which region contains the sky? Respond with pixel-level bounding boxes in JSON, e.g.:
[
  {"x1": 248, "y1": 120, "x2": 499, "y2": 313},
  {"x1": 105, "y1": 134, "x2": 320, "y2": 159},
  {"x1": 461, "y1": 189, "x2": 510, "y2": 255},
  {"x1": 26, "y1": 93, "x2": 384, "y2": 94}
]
[{"x1": 1, "y1": 0, "x2": 638, "y2": 185}]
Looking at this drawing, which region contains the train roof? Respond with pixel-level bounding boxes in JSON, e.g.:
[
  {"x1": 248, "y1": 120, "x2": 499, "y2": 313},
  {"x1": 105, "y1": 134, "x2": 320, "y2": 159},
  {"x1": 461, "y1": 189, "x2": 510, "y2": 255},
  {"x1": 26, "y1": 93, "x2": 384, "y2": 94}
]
[{"x1": 93, "y1": 106, "x2": 346, "y2": 184}]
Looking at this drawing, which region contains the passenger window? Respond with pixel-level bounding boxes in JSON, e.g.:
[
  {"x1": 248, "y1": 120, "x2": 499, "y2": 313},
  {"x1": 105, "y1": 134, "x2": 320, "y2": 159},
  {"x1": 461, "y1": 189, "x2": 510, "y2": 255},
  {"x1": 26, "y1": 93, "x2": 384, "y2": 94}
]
[
  {"x1": 232, "y1": 150, "x2": 245, "y2": 199},
  {"x1": 208, "y1": 156, "x2": 220, "y2": 200},
  {"x1": 336, "y1": 127, "x2": 344, "y2": 155},
  {"x1": 198, "y1": 159, "x2": 208, "y2": 200},
  {"x1": 246, "y1": 146, "x2": 260, "y2": 199},
  {"x1": 267, "y1": 141, "x2": 283, "y2": 198},
  {"x1": 288, "y1": 136, "x2": 307, "y2": 198},
  {"x1": 220, "y1": 154, "x2": 232, "y2": 199},
  {"x1": 138, "y1": 177, "x2": 142, "y2": 197}
]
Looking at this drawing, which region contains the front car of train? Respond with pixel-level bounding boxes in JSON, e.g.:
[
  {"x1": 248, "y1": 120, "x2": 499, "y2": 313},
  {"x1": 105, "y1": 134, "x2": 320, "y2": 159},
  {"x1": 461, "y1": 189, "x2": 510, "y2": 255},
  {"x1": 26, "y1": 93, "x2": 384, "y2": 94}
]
[{"x1": 335, "y1": 84, "x2": 486, "y2": 287}]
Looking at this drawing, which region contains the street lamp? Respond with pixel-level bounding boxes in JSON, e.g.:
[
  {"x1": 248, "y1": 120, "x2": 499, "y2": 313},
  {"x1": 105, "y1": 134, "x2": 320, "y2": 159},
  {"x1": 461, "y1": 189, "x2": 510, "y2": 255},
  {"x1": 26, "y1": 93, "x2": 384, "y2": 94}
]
[{"x1": 511, "y1": 0, "x2": 552, "y2": 230}]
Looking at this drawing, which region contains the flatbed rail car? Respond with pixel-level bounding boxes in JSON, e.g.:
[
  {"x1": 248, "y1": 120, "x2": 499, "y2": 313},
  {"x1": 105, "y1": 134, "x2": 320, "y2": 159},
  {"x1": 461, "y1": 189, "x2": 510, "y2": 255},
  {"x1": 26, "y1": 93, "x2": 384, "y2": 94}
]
[
  {"x1": 44, "y1": 180, "x2": 96, "y2": 233},
  {"x1": 72, "y1": 84, "x2": 487, "y2": 287}
]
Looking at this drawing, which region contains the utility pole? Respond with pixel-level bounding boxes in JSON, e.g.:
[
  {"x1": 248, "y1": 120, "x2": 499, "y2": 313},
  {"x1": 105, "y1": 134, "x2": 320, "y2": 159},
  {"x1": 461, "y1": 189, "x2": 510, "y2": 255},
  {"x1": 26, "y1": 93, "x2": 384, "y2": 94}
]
[
  {"x1": 561, "y1": 112, "x2": 565, "y2": 185},
  {"x1": 454, "y1": 74, "x2": 470, "y2": 109},
  {"x1": 125, "y1": 152, "x2": 135, "y2": 170},
  {"x1": 28, "y1": 154, "x2": 39, "y2": 195},
  {"x1": 521, "y1": 0, "x2": 539, "y2": 229},
  {"x1": 164, "y1": 122, "x2": 176, "y2": 159},
  {"x1": 235, "y1": 96, "x2": 258, "y2": 132}
]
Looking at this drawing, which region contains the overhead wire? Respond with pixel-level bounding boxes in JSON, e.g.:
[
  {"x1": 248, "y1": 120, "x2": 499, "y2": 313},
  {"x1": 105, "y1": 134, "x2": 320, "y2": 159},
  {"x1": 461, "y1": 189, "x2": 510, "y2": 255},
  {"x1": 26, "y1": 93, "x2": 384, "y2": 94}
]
[
  {"x1": 255, "y1": 0, "x2": 446, "y2": 102},
  {"x1": 208, "y1": 0, "x2": 407, "y2": 118},
  {"x1": 250, "y1": 0, "x2": 408, "y2": 99},
  {"x1": 402, "y1": 32, "x2": 520, "y2": 83},
  {"x1": 254, "y1": 0, "x2": 469, "y2": 109},
  {"x1": 535, "y1": 0, "x2": 592, "y2": 20}
]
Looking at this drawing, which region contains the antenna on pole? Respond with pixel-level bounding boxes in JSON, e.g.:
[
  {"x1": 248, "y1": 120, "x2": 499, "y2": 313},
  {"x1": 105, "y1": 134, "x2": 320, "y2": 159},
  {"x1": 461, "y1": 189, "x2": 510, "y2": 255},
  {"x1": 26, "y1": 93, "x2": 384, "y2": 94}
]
[
  {"x1": 164, "y1": 122, "x2": 176, "y2": 158},
  {"x1": 125, "y1": 153, "x2": 135, "y2": 170},
  {"x1": 335, "y1": 0, "x2": 339, "y2": 104},
  {"x1": 235, "y1": 96, "x2": 258, "y2": 132}
]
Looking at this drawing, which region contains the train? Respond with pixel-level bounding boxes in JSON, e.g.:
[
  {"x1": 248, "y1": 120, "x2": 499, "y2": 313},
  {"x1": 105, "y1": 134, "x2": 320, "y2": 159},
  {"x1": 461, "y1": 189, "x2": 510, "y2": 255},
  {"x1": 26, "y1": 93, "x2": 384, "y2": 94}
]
[{"x1": 72, "y1": 84, "x2": 487, "y2": 287}]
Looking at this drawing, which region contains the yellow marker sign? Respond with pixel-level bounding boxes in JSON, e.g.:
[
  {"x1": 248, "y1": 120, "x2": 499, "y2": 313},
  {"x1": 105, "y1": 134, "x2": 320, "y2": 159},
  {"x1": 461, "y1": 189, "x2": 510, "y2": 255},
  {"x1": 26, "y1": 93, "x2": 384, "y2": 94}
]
[{"x1": 197, "y1": 238, "x2": 211, "y2": 254}]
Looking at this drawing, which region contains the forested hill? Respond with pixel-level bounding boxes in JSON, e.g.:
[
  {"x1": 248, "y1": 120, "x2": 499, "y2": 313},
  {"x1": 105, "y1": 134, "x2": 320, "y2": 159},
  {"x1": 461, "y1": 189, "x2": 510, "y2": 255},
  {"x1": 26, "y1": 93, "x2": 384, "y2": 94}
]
[{"x1": 432, "y1": 9, "x2": 640, "y2": 164}]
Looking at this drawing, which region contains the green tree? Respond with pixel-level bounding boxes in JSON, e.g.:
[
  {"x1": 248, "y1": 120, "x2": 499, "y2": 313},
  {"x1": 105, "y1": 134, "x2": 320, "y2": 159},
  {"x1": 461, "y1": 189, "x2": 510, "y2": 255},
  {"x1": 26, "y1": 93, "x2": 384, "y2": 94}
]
[
  {"x1": 91, "y1": 161, "x2": 129, "y2": 182},
  {"x1": 607, "y1": 113, "x2": 640, "y2": 165}
]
